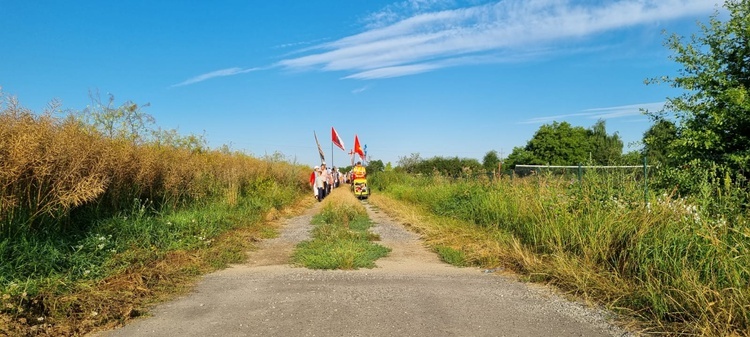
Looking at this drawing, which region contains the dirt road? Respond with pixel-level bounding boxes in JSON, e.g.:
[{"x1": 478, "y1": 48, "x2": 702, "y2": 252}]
[{"x1": 95, "y1": 200, "x2": 633, "y2": 337}]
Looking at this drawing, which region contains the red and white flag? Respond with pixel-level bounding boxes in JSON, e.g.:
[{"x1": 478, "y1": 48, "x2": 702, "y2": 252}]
[{"x1": 331, "y1": 127, "x2": 345, "y2": 151}]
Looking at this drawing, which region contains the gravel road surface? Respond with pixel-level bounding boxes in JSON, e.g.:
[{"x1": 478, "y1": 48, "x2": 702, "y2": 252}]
[{"x1": 94, "y1": 200, "x2": 634, "y2": 337}]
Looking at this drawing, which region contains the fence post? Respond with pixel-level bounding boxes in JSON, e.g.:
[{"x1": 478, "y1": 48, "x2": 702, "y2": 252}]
[
  {"x1": 643, "y1": 156, "x2": 648, "y2": 204},
  {"x1": 536, "y1": 167, "x2": 541, "y2": 188},
  {"x1": 577, "y1": 163, "x2": 582, "y2": 184}
]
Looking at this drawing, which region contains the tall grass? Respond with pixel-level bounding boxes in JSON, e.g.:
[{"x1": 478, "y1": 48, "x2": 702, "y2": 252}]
[
  {"x1": 0, "y1": 94, "x2": 310, "y2": 335},
  {"x1": 370, "y1": 170, "x2": 750, "y2": 336},
  {"x1": 1, "y1": 94, "x2": 307, "y2": 230}
]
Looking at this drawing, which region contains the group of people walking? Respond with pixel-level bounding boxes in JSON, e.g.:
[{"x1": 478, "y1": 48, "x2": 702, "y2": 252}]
[
  {"x1": 309, "y1": 163, "x2": 342, "y2": 202},
  {"x1": 308, "y1": 162, "x2": 367, "y2": 202}
]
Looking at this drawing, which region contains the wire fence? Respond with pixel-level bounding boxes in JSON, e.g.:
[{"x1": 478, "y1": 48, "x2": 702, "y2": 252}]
[{"x1": 513, "y1": 160, "x2": 652, "y2": 203}]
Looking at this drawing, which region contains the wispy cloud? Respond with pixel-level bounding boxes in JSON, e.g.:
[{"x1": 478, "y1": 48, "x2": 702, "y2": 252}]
[
  {"x1": 352, "y1": 85, "x2": 370, "y2": 94},
  {"x1": 361, "y1": 0, "x2": 458, "y2": 29},
  {"x1": 171, "y1": 67, "x2": 262, "y2": 87},
  {"x1": 345, "y1": 64, "x2": 440, "y2": 79},
  {"x1": 522, "y1": 102, "x2": 665, "y2": 124},
  {"x1": 582, "y1": 102, "x2": 666, "y2": 119},
  {"x1": 278, "y1": 0, "x2": 723, "y2": 79}
]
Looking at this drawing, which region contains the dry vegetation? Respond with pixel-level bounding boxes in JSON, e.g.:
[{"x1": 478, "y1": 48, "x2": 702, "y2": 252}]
[
  {"x1": 0, "y1": 93, "x2": 311, "y2": 335},
  {"x1": 0, "y1": 96, "x2": 305, "y2": 230}
]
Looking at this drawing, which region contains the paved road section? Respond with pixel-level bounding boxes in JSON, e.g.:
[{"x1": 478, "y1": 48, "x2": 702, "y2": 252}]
[{"x1": 95, "y1": 200, "x2": 633, "y2": 337}]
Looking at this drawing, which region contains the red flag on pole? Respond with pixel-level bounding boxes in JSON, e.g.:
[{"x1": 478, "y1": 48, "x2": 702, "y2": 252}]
[
  {"x1": 353, "y1": 135, "x2": 365, "y2": 160},
  {"x1": 331, "y1": 127, "x2": 345, "y2": 151}
]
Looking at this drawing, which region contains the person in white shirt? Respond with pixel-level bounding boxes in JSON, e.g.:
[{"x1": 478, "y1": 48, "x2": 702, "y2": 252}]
[
  {"x1": 315, "y1": 166, "x2": 326, "y2": 201},
  {"x1": 319, "y1": 163, "x2": 330, "y2": 199}
]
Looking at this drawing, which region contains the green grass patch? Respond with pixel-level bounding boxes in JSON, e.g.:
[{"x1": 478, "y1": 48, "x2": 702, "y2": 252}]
[
  {"x1": 292, "y1": 190, "x2": 390, "y2": 269},
  {"x1": 434, "y1": 245, "x2": 468, "y2": 267},
  {"x1": 0, "y1": 189, "x2": 308, "y2": 336}
]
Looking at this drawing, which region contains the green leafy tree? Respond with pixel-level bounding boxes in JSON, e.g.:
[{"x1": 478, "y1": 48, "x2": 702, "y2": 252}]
[
  {"x1": 642, "y1": 118, "x2": 678, "y2": 166},
  {"x1": 405, "y1": 156, "x2": 481, "y2": 177},
  {"x1": 587, "y1": 120, "x2": 623, "y2": 165},
  {"x1": 504, "y1": 147, "x2": 538, "y2": 168},
  {"x1": 505, "y1": 120, "x2": 624, "y2": 168},
  {"x1": 646, "y1": 0, "x2": 750, "y2": 179},
  {"x1": 366, "y1": 159, "x2": 385, "y2": 175},
  {"x1": 482, "y1": 150, "x2": 501, "y2": 173},
  {"x1": 396, "y1": 153, "x2": 423, "y2": 173},
  {"x1": 621, "y1": 150, "x2": 643, "y2": 165},
  {"x1": 525, "y1": 121, "x2": 590, "y2": 165}
]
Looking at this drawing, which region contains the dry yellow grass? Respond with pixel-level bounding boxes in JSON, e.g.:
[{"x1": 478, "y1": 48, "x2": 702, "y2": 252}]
[
  {"x1": 368, "y1": 193, "x2": 524, "y2": 268},
  {"x1": 320, "y1": 187, "x2": 367, "y2": 220},
  {"x1": 1, "y1": 96, "x2": 309, "y2": 231},
  {"x1": 1, "y1": 94, "x2": 313, "y2": 335}
]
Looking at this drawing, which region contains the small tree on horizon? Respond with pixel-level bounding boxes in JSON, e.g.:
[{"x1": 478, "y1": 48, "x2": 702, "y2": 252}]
[{"x1": 482, "y1": 150, "x2": 501, "y2": 173}]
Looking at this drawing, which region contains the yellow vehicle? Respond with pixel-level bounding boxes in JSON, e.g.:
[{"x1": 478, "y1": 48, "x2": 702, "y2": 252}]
[
  {"x1": 352, "y1": 177, "x2": 369, "y2": 199},
  {"x1": 350, "y1": 161, "x2": 369, "y2": 199}
]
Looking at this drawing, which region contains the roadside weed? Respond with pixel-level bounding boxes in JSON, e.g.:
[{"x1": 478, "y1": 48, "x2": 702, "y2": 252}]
[{"x1": 292, "y1": 189, "x2": 390, "y2": 270}]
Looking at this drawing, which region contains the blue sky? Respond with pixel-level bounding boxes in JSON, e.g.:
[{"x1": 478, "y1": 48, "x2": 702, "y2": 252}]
[{"x1": 1, "y1": 0, "x2": 727, "y2": 167}]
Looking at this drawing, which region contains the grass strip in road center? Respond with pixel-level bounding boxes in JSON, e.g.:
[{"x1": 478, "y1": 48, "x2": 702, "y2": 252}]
[{"x1": 292, "y1": 188, "x2": 390, "y2": 270}]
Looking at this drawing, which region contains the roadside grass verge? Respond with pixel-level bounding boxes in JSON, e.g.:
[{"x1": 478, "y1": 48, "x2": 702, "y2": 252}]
[
  {"x1": 0, "y1": 195, "x2": 313, "y2": 336},
  {"x1": 292, "y1": 189, "x2": 390, "y2": 270},
  {"x1": 0, "y1": 94, "x2": 314, "y2": 336},
  {"x1": 368, "y1": 171, "x2": 750, "y2": 337}
]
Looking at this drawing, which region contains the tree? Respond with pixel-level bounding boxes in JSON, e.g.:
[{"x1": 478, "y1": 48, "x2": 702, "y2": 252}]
[
  {"x1": 642, "y1": 118, "x2": 677, "y2": 166},
  {"x1": 397, "y1": 153, "x2": 423, "y2": 173},
  {"x1": 366, "y1": 159, "x2": 385, "y2": 175},
  {"x1": 400, "y1": 156, "x2": 481, "y2": 176},
  {"x1": 504, "y1": 147, "x2": 538, "y2": 169},
  {"x1": 646, "y1": 0, "x2": 750, "y2": 179},
  {"x1": 482, "y1": 150, "x2": 501, "y2": 173},
  {"x1": 621, "y1": 150, "x2": 643, "y2": 166},
  {"x1": 525, "y1": 121, "x2": 590, "y2": 165},
  {"x1": 504, "y1": 120, "x2": 625, "y2": 168},
  {"x1": 80, "y1": 92, "x2": 154, "y2": 143},
  {"x1": 587, "y1": 120, "x2": 623, "y2": 165}
]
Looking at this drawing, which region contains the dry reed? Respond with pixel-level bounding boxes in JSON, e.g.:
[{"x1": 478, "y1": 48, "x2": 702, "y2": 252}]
[{"x1": 1, "y1": 94, "x2": 308, "y2": 233}]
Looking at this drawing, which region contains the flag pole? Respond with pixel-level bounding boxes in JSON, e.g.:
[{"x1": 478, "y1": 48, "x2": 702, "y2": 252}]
[
  {"x1": 331, "y1": 127, "x2": 346, "y2": 169},
  {"x1": 314, "y1": 131, "x2": 325, "y2": 165}
]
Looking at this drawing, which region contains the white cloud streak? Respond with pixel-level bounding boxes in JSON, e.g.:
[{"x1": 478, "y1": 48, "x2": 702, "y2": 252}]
[
  {"x1": 522, "y1": 101, "x2": 665, "y2": 124},
  {"x1": 351, "y1": 85, "x2": 370, "y2": 94},
  {"x1": 172, "y1": 67, "x2": 262, "y2": 87},
  {"x1": 279, "y1": 0, "x2": 724, "y2": 79}
]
